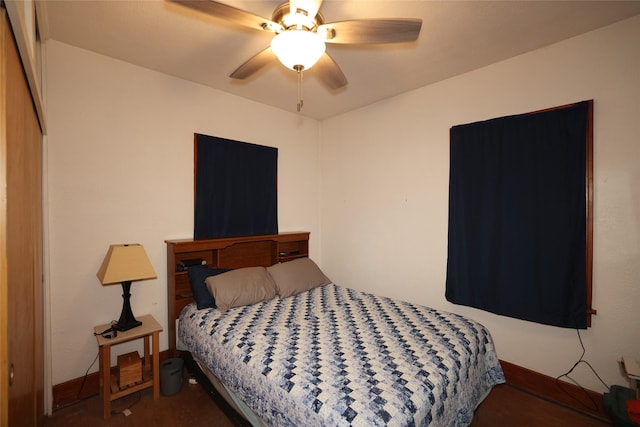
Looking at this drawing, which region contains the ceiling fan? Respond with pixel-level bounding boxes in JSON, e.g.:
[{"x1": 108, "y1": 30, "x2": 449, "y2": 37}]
[{"x1": 169, "y1": 0, "x2": 422, "y2": 111}]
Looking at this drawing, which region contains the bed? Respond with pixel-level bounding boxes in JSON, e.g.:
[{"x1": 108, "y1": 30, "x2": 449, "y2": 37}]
[{"x1": 166, "y1": 233, "x2": 505, "y2": 426}]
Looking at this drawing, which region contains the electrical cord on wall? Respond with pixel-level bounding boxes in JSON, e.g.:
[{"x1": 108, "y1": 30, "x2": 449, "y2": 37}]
[
  {"x1": 76, "y1": 351, "x2": 99, "y2": 401},
  {"x1": 75, "y1": 321, "x2": 118, "y2": 402},
  {"x1": 555, "y1": 328, "x2": 610, "y2": 411}
]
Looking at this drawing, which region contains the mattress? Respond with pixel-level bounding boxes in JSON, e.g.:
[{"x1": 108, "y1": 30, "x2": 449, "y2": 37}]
[{"x1": 179, "y1": 283, "x2": 505, "y2": 426}]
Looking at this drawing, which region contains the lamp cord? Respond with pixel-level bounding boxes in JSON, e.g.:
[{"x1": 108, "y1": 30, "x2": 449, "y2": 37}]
[
  {"x1": 77, "y1": 351, "x2": 100, "y2": 401},
  {"x1": 77, "y1": 320, "x2": 118, "y2": 400}
]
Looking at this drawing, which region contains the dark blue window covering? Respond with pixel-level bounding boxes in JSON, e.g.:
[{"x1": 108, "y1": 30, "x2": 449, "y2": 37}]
[
  {"x1": 445, "y1": 102, "x2": 589, "y2": 329},
  {"x1": 194, "y1": 134, "x2": 278, "y2": 239}
]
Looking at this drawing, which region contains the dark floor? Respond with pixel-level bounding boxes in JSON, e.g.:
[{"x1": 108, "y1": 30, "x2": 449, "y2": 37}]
[
  {"x1": 45, "y1": 372, "x2": 236, "y2": 427},
  {"x1": 46, "y1": 372, "x2": 612, "y2": 427},
  {"x1": 472, "y1": 384, "x2": 611, "y2": 427}
]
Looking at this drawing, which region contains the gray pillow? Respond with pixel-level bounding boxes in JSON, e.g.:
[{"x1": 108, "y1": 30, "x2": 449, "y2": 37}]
[
  {"x1": 205, "y1": 266, "x2": 277, "y2": 311},
  {"x1": 267, "y1": 258, "x2": 331, "y2": 298}
]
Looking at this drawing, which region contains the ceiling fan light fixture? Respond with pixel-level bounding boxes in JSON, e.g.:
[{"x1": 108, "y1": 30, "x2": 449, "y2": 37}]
[{"x1": 270, "y1": 30, "x2": 326, "y2": 71}]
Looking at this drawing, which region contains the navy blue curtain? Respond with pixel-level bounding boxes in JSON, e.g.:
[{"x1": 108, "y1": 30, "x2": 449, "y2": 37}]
[
  {"x1": 445, "y1": 102, "x2": 589, "y2": 329},
  {"x1": 194, "y1": 134, "x2": 278, "y2": 239}
]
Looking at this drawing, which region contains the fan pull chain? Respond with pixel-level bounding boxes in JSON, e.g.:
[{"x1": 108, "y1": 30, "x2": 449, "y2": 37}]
[{"x1": 295, "y1": 65, "x2": 304, "y2": 112}]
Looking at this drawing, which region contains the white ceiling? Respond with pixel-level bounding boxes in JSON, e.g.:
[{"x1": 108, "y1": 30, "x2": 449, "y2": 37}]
[{"x1": 39, "y1": 0, "x2": 640, "y2": 120}]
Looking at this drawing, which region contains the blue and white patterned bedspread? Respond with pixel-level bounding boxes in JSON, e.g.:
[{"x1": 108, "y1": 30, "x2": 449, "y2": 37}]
[{"x1": 179, "y1": 284, "x2": 505, "y2": 426}]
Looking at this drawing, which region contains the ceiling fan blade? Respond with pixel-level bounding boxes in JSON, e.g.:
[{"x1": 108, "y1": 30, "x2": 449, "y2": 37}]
[
  {"x1": 168, "y1": 0, "x2": 282, "y2": 32},
  {"x1": 229, "y1": 47, "x2": 276, "y2": 80},
  {"x1": 289, "y1": 0, "x2": 323, "y2": 22},
  {"x1": 313, "y1": 53, "x2": 348, "y2": 90},
  {"x1": 318, "y1": 19, "x2": 422, "y2": 44}
]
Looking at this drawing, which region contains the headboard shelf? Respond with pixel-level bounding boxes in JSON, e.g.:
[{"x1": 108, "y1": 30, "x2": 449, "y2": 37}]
[{"x1": 165, "y1": 231, "x2": 310, "y2": 355}]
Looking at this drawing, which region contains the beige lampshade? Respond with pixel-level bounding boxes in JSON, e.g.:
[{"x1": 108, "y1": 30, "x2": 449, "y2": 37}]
[{"x1": 97, "y1": 244, "x2": 157, "y2": 285}]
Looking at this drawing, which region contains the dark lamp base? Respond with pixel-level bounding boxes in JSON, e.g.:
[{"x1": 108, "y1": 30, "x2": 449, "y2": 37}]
[
  {"x1": 113, "y1": 318, "x2": 142, "y2": 332},
  {"x1": 113, "y1": 280, "x2": 143, "y2": 332}
]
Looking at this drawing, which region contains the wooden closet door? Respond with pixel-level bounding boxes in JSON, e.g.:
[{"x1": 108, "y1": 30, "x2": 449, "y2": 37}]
[{"x1": 0, "y1": 10, "x2": 44, "y2": 427}]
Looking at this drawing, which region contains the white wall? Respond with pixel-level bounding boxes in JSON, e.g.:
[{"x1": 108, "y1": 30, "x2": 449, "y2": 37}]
[
  {"x1": 45, "y1": 40, "x2": 321, "y2": 385},
  {"x1": 320, "y1": 15, "x2": 640, "y2": 394}
]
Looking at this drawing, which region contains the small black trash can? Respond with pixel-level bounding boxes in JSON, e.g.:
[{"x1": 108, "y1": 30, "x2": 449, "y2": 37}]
[{"x1": 160, "y1": 358, "x2": 184, "y2": 396}]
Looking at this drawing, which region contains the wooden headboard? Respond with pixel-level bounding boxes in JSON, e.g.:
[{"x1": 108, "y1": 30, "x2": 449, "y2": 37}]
[{"x1": 165, "y1": 232, "x2": 310, "y2": 355}]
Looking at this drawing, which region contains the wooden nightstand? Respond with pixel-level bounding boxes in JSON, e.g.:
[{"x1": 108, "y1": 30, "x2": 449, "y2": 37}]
[{"x1": 94, "y1": 314, "x2": 163, "y2": 419}]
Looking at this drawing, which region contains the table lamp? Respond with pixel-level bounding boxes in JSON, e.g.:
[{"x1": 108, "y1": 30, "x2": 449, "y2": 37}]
[{"x1": 97, "y1": 244, "x2": 157, "y2": 331}]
